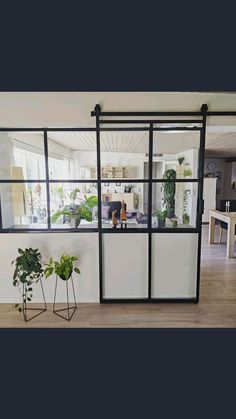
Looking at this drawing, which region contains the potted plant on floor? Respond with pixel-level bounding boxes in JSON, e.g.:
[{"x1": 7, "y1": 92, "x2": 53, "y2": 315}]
[
  {"x1": 12, "y1": 248, "x2": 47, "y2": 322},
  {"x1": 153, "y1": 209, "x2": 168, "y2": 228},
  {"x1": 162, "y1": 169, "x2": 176, "y2": 218},
  {"x1": 51, "y1": 187, "x2": 98, "y2": 228},
  {"x1": 44, "y1": 254, "x2": 81, "y2": 321}
]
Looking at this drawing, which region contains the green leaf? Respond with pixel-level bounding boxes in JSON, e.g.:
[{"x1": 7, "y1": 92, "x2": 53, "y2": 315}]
[
  {"x1": 74, "y1": 267, "x2": 81, "y2": 275},
  {"x1": 18, "y1": 307, "x2": 22, "y2": 313}
]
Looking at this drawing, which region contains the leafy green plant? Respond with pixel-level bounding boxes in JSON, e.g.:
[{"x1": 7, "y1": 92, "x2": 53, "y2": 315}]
[
  {"x1": 183, "y1": 168, "x2": 193, "y2": 178},
  {"x1": 183, "y1": 213, "x2": 190, "y2": 224},
  {"x1": 12, "y1": 248, "x2": 44, "y2": 312},
  {"x1": 162, "y1": 169, "x2": 176, "y2": 213},
  {"x1": 153, "y1": 209, "x2": 168, "y2": 220},
  {"x1": 51, "y1": 187, "x2": 98, "y2": 227},
  {"x1": 44, "y1": 254, "x2": 81, "y2": 281}
]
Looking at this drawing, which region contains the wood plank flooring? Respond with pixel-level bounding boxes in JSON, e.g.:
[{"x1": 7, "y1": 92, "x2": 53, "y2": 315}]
[{"x1": 1, "y1": 225, "x2": 236, "y2": 327}]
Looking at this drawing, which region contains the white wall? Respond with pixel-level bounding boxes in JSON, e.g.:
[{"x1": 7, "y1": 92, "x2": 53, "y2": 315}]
[
  {"x1": 204, "y1": 158, "x2": 226, "y2": 206},
  {"x1": 0, "y1": 233, "x2": 99, "y2": 303}
]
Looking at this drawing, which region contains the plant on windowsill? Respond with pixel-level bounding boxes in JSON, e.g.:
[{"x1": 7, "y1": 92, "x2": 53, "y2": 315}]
[
  {"x1": 170, "y1": 218, "x2": 178, "y2": 228},
  {"x1": 162, "y1": 169, "x2": 176, "y2": 218},
  {"x1": 12, "y1": 248, "x2": 44, "y2": 314},
  {"x1": 51, "y1": 187, "x2": 98, "y2": 228},
  {"x1": 183, "y1": 168, "x2": 193, "y2": 178},
  {"x1": 182, "y1": 213, "x2": 190, "y2": 225},
  {"x1": 153, "y1": 209, "x2": 168, "y2": 228}
]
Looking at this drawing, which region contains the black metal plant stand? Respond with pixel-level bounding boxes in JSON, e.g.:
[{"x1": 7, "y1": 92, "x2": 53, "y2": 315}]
[
  {"x1": 22, "y1": 277, "x2": 47, "y2": 322},
  {"x1": 53, "y1": 274, "x2": 77, "y2": 321}
]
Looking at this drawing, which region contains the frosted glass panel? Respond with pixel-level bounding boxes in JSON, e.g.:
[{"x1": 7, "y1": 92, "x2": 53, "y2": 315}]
[
  {"x1": 152, "y1": 233, "x2": 198, "y2": 298},
  {"x1": 103, "y1": 234, "x2": 148, "y2": 298}
]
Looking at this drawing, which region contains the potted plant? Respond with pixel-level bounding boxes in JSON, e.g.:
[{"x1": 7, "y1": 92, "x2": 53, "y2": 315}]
[
  {"x1": 44, "y1": 254, "x2": 81, "y2": 321},
  {"x1": 44, "y1": 254, "x2": 81, "y2": 281},
  {"x1": 51, "y1": 187, "x2": 98, "y2": 228},
  {"x1": 12, "y1": 248, "x2": 46, "y2": 321},
  {"x1": 162, "y1": 169, "x2": 176, "y2": 218},
  {"x1": 171, "y1": 218, "x2": 178, "y2": 228},
  {"x1": 153, "y1": 209, "x2": 168, "y2": 228},
  {"x1": 183, "y1": 168, "x2": 193, "y2": 178},
  {"x1": 183, "y1": 213, "x2": 190, "y2": 224},
  {"x1": 177, "y1": 156, "x2": 185, "y2": 166}
]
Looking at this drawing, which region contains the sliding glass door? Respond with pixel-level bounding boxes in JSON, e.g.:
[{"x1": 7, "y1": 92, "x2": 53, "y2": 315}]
[{"x1": 94, "y1": 114, "x2": 205, "y2": 302}]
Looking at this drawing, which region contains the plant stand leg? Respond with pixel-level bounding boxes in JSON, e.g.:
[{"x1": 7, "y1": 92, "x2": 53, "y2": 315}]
[
  {"x1": 22, "y1": 277, "x2": 47, "y2": 323},
  {"x1": 53, "y1": 275, "x2": 78, "y2": 321}
]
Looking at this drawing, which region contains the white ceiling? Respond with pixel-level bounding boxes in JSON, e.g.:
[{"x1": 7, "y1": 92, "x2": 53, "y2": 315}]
[
  {"x1": 47, "y1": 130, "x2": 236, "y2": 157},
  {"x1": 48, "y1": 130, "x2": 200, "y2": 154},
  {"x1": 0, "y1": 92, "x2": 236, "y2": 128}
]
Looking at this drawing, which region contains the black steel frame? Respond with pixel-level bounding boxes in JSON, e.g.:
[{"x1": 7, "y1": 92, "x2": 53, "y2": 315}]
[
  {"x1": 92, "y1": 104, "x2": 209, "y2": 303},
  {"x1": 53, "y1": 274, "x2": 77, "y2": 321},
  {"x1": 22, "y1": 277, "x2": 47, "y2": 322},
  {"x1": 1, "y1": 104, "x2": 236, "y2": 304}
]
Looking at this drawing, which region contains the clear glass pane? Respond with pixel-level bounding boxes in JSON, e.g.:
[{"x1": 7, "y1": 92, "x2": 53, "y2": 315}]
[
  {"x1": 101, "y1": 182, "x2": 148, "y2": 228},
  {"x1": 152, "y1": 130, "x2": 200, "y2": 179},
  {"x1": 0, "y1": 132, "x2": 45, "y2": 180},
  {"x1": 50, "y1": 182, "x2": 98, "y2": 229},
  {"x1": 47, "y1": 132, "x2": 97, "y2": 180},
  {"x1": 100, "y1": 131, "x2": 149, "y2": 180},
  {"x1": 152, "y1": 182, "x2": 198, "y2": 228},
  {"x1": 0, "y1": 182, "x2": 47, "y2": 229}
]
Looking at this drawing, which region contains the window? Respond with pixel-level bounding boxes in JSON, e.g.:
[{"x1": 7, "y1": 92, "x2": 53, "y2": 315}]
[{"x1": 0, "y1": 128, "x2": 201, "y2": 232}]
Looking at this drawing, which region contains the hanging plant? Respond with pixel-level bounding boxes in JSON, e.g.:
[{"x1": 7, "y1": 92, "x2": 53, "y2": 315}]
[
  {"x1": 177, "y1": 156, "x2": 185, "y2": 165},
  {"x1": 12, "y1": 248, "x2": 44, "y2": 313}
]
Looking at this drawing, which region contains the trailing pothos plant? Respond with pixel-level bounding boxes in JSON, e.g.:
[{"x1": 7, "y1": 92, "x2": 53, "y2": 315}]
[
  {"x1": 44, "y1": 254, "x2": 81, "y2": 281},
  {"x1": 12, "y1": 248, "x2": 44, "y2": 312}
]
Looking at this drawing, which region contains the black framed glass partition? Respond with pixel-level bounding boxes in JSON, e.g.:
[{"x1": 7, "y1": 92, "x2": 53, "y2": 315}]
[
  {"x1": 0, "y1": 103, "x2": 212, "y2": 304},
  {"x1": 92, "y1": 104, "x2": 207, "y2": 303}
]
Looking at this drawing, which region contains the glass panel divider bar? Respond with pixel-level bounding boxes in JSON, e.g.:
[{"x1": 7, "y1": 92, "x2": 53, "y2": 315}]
[
  {"x1": 148, "y1": 123, "x2": 153, "y2": 300},
  {"x1": 44, "y1": 129, "x2": 51, "y2": 229},
  {"x1": 195, "y1": 104, "x2": 208, "y2": 302},
  {"x1": 95, "y1": 105, "x2": 103, "y2": 302}
]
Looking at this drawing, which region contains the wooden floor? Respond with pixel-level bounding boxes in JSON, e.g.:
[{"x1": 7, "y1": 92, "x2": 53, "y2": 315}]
[{"x1": 1, "y1": 225, "x2": 236, "y2": 328}]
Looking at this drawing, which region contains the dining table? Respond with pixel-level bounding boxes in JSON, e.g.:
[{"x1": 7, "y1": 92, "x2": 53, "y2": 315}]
[{"x1": 208, "y1": 209, "x2": 236, "y2": 258}]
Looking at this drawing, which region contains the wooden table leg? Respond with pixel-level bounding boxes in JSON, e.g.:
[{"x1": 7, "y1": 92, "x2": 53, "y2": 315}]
[
  {"x1": 226, "y1": 220, "x2": 235, "y2": 258},
  {"x1": 209, "y1": 213, "x2": 215, "y2": 244}
]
